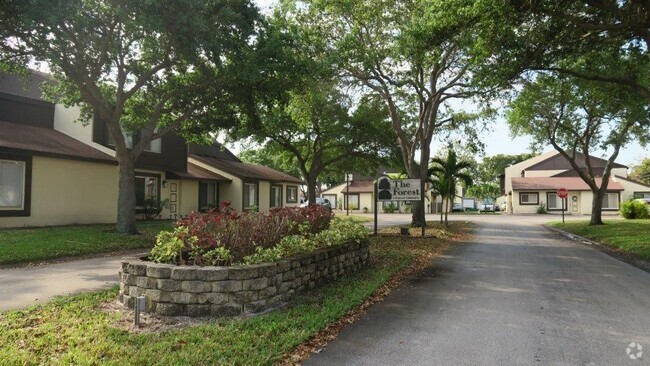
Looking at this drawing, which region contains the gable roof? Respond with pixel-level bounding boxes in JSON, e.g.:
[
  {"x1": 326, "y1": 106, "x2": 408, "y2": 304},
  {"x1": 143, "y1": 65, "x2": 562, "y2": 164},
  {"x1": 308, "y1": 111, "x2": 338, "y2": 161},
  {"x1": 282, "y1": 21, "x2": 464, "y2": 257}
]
[
  {"x1": 0, "y1": 120, "x2": 116, "y2": 164},
  {"x1": 322, "y1": 180, "x2": 374, "y2": 194},
  {"x1": 511, "y1": 177, "x2": 624, "y2": 191},
  {"x1": 526, "y1": 151, "x2": 627, "y2": 171},
  {"x1": 190, "y1": 154, "x2": 303, "y2": 184},
  {"x1": 167, "y1": 162, "x2": 231, "y2": 182},
  {"x1": 508, "y1": 150, "x2": 560, "y2": 173},
  {"x1": 188, "y1": 142, "x2": 241, "y2": 162}
]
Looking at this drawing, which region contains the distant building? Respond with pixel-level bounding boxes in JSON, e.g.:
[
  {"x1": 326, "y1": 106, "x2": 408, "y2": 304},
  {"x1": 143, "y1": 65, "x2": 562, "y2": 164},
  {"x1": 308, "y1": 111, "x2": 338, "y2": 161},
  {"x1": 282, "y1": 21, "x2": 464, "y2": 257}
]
[{"x1": 499, "y1": 151, "x2": 650, "y2": 214}]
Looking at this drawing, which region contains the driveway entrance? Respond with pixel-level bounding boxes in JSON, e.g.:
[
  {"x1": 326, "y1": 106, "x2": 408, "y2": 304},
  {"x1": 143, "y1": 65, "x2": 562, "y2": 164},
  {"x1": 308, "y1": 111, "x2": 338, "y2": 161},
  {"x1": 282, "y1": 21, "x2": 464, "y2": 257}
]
[{"x1": 306, "y1": 215, "x2": 650, "y2": 365}]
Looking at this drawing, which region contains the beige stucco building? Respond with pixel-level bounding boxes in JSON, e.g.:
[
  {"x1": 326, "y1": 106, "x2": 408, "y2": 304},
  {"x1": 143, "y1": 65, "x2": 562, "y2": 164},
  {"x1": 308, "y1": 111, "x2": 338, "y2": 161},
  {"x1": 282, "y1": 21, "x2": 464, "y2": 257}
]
[
  {"x1": 500, "y1": 151, "x2": 650, "y2": 215},
  {"x1": 0, "y1": 71, "x2": 302, "y2": 228}
]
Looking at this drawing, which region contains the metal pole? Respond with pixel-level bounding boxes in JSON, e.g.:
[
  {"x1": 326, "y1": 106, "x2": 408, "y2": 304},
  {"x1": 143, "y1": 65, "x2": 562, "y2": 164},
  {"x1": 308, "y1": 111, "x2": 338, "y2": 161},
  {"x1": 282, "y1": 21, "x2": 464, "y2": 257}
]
[
  {"x1": 346, "y1": 175, "x2": 350, "y2": 216},
  {"x1": 374, "y1": 180, "x2": 378, "y2": 236},
  {"x1": 562, "y1": 197, "x2": 565, "y2": 223},
  {"x1": 421, "y1": 178, "x2": 425, "y2": 237}
]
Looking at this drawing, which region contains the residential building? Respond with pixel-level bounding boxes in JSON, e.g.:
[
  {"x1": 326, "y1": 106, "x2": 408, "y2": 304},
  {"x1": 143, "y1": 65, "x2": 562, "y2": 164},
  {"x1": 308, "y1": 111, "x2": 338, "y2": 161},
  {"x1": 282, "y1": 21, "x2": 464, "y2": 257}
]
[
  {"x1": 499, "y1": 150, "x2": 650, "y2": 214},
  {"x1": 0, "y1": 71, "x2": 302, "y2": 228}
]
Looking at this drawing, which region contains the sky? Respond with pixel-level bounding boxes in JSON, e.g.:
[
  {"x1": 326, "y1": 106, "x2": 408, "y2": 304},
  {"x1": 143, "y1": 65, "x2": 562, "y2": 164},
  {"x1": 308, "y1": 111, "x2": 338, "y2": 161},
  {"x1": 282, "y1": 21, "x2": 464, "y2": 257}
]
[{"x1": 243, "y1": 0, "x2": 649, "y2": 168}]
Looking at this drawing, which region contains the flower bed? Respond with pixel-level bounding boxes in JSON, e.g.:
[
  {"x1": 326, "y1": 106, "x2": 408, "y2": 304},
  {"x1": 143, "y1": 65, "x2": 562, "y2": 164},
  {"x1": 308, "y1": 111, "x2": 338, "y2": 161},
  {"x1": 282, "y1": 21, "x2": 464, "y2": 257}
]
[
  {"x1": 149, "y1": 202, "x2": 337, "y2": 266},
  {"x1": 119, "y1": 241, "x2": 369, "y2": 317},
  {"x1": 119, "y1": 204, "x2": 371, "y2": 317}
]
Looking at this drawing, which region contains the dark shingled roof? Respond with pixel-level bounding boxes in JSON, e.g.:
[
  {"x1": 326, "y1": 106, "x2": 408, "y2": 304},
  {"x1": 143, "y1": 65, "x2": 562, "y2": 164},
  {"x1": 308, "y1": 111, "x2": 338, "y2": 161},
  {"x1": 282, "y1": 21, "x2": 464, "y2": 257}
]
[
  {"x1": 0, "y1": 120, "x2": 116, "y2": 164},
  {"x1": 190, "y1": 154, "x2": 303, "y2": 184},
  {"x1": 322, "y1": 180, "x2": 374, "y2": 194},
  {"x1": 167, "y1": 162, "x2": 231, "y2": 182}
]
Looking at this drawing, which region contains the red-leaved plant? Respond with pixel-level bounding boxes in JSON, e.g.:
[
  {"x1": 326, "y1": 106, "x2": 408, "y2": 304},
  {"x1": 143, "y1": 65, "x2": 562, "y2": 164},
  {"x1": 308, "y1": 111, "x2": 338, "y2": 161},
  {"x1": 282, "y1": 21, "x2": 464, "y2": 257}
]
[{"x1": 173, "y1": 203, "x2": 333, "y2": 264}]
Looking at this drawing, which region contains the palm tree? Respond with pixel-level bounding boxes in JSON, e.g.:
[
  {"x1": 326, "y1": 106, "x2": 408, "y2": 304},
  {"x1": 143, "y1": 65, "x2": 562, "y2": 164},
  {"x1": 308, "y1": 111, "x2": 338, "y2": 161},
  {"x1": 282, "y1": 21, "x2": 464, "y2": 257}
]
[
  {"x1": 428, "y1": 150, "x2": 473, "y2": 226},
  {"x1": 428, "y1": 173, "x2": 452, "y2": 224}
]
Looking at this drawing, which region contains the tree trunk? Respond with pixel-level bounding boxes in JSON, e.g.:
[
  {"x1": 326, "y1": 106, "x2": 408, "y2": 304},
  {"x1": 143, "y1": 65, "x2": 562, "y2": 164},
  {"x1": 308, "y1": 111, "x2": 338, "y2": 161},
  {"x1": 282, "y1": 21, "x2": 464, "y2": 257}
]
[
  {"x1": 116, "y1": 153, "x2": 138, "y2": 234},
  {"x1": 306, "y1": 176, "x2": 318, "y2": 207},
  {"x1": 440, "y1": 198, "x2": 444, "y2": 224},
  {"x1": 589, "y1": 189, "x2": 605, "y2": 225},
  {"x1": 445, "y1": 196, "x2": 449, "y2": 226}
]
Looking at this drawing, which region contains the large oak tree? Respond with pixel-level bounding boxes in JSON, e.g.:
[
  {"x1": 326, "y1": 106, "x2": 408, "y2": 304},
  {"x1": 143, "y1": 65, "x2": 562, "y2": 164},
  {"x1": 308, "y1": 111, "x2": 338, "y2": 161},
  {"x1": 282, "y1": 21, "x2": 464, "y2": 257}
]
[
  {"x1": 284, "y1": 0, "x2": 491, "y2": 226},
  {"x1": 0, "y1": 0, "x2": 260, "y2": 233}
]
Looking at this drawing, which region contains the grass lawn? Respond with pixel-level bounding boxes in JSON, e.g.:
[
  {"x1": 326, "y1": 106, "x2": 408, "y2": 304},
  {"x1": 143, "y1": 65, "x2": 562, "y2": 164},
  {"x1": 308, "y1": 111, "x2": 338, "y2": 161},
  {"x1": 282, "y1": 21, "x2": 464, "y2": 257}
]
[
  {"x1": 550, "y1": 220, "x2": 650, "y2": 260},
  {"x1": 0, "y1": 222, "x2": 469, "y2": 366},
  {"x1": 449, "y1": 211, "x2": 501, "y2": 215},
  {"x1": 0, "y1": 221, "x2": 173, "y2": 266},
  {"x1": 332, "y1": 213, "x2": 373, "y2": 223}
]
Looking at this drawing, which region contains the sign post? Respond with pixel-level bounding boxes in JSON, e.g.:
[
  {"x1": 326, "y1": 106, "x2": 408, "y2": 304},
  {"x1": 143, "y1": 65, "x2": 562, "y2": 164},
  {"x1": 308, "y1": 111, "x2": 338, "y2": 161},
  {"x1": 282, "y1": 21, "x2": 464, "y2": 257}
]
[
  {"x1": 557, "y1": 188, "x2": 568, "y2": 223},
  {"x1": 373, "y1": 180, "x2": 378, "y2": 236},
  {"x1": 421, "y1": 178, "x2": 425, "y2": 237},
  {"x1": 375, "y1": 176, "x2": 423, "y2": 236}
]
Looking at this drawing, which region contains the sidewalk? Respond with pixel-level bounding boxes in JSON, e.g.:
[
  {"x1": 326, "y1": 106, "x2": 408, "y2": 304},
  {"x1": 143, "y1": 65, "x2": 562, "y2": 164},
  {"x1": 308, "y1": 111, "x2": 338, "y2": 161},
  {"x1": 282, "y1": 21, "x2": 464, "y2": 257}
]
[{"x1": 0, "y1": 252, "x2": 146, "y2": 312}]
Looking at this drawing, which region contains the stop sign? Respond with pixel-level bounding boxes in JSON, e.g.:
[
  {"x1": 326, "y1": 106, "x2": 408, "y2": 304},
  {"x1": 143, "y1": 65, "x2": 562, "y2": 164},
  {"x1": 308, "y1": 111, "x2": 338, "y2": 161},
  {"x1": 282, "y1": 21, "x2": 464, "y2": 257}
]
[{"x1": 557, "y1": 188, "x2": 568, "y2": 198}]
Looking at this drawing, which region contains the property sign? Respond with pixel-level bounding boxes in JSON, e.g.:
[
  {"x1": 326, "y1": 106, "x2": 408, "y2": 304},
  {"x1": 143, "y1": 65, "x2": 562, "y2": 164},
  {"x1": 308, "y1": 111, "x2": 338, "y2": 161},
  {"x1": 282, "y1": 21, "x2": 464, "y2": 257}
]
[
  {"x1": 377, "y1": 177, "x2": 421, "y2": 201},
  {"x1": 557, "y1": 188, "x2": 568, "y2": 199}
]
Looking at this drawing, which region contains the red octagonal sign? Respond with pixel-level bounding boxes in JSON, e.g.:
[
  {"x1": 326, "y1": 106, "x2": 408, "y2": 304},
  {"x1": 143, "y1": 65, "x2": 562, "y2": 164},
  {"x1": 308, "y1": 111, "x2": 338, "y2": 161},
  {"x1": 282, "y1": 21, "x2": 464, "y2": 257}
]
[{"x1": 557, "y1": 188, "x2": 568, "y2": 198}]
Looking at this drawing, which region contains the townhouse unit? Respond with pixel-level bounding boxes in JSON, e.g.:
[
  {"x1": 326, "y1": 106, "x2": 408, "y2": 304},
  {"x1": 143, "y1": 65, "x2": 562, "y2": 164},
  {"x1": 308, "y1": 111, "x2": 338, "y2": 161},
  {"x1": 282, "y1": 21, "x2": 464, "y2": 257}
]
[
  {"x1": 499, "y1": 150, "x2": 650, "y2": 214},
  {"x1": 0, "y1": 71, "x2": 302, "y2": 228}
]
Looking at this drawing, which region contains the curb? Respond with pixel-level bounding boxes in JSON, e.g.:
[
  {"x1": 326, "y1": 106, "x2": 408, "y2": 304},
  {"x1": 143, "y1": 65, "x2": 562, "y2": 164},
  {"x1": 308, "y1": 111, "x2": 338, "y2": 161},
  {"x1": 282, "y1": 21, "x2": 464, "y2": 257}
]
[{"x1": 545, "y1": 225, "x2": 650, "y2": 273}]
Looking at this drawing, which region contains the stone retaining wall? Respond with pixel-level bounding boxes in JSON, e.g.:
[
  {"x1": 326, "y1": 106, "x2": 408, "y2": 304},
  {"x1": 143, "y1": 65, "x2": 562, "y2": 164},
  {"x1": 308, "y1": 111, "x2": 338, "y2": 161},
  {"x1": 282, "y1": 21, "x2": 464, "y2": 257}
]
[{"x1": 118, "y1": 240, "x2": 370, "y2": 317}]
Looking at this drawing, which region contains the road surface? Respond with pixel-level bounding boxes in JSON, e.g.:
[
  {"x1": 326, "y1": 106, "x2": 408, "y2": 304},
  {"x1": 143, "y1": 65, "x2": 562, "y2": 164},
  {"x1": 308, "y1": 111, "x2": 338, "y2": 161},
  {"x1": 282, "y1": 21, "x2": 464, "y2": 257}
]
[{"x1": 306, "y1": 215, "x2": 650, "y2": 365}]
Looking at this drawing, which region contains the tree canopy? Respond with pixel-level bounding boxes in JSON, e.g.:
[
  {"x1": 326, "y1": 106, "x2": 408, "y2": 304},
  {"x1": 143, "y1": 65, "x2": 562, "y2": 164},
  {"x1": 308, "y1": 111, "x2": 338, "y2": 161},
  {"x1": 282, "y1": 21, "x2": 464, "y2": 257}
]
[
  {"x1": 630, "y1": 157, "x2": 650, "y2": 186},
  {"x1": 280, "y1": 0, "x2": 493, "y2": 226}
]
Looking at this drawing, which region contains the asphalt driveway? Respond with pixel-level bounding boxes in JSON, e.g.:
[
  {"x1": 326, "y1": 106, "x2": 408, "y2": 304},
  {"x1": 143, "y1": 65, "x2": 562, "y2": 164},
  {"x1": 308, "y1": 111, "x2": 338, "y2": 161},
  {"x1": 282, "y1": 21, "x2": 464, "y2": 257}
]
[{"x1": 306, "y1": 215, "x2": 650, "y2": 365}]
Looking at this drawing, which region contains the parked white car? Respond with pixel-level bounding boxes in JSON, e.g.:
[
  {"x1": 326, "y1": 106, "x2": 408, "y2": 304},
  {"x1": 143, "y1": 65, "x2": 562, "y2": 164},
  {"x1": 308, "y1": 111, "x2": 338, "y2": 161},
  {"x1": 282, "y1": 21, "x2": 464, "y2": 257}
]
[
  {"x1": 300, "y1": 198, "x2": 332, "y2": 209},
  {"x1": 480, "y1": 203, "x2": 495, "y2": 211}
]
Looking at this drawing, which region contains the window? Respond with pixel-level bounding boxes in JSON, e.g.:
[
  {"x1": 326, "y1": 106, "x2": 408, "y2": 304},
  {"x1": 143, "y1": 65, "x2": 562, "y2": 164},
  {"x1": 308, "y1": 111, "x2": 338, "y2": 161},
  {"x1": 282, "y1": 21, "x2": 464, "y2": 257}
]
[
  {"x1": 344, "y1": 194, "x2": 360, "y2": 210},
  {"x1": 107, "y1": 128, "x2": 134, "y2": 149},
  {"x1": 145, "y1": 138, "x2": 162, "y2": 153},
  {"x1": 286, "y1": 185, "x2": 298, "y2": 203},
  {"x1": 323, "y1": 194, "x2": 337, "y2": 209},
  {"x1": 270, "y1": 185, "x2": 283, "y2": 208},
  {"x1": 199, "y1": 182, "x2": 218, "y2": 211},
  {"x1": 243, "y1": 182, "x2": 258, "y2": 209},
  {"x1": 107, "y1": 128, "x2": 161, "y2": 153},
  {"x1": 546, "y1": 193, "x2": 566, "y2": 210},
  {"x1": 519, "y1": 192, "x2": 539, "y2": 205},
  {"x1": 0, "y1": 159, "x2": 26, "y2": 210},
  {"x1": 135, "y1": 174, "x2": 159, "y2": 210},
  {"x1": 602, "y1": 192, "x2": 620, "y2": 210},
  {"x1": 634, "y1": 192, "x2": 650, "y2": 199}
]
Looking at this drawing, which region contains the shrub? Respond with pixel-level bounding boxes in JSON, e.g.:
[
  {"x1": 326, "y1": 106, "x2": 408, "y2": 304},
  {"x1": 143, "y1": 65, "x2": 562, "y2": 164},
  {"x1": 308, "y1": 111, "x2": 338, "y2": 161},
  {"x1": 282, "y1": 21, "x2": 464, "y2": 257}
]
[
  {"x1": 243, "y1": 220, "x2": 368, "y2": 265},
  {"x1": 383, "y1": 202, "x2": 397, "y2": 213},
  {"x1": 620, "y1": 200, "x2": 650, "y2": 219},
  {"x1": 150, "y1": 227, "x2": 197, "y2": 265},
  {"x1": 150, "y1": 205, "x2": 334, "y2": 265},
  {"x1": 536, "y1": 202, "x2": 547, "y2": 214}
]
